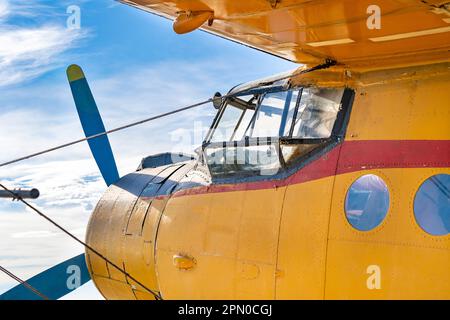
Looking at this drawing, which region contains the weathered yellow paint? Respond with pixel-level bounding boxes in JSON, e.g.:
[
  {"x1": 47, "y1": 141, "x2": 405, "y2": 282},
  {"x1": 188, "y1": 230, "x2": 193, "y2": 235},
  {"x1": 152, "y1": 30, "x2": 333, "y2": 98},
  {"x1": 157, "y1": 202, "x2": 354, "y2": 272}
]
[
  {"x1": 276, "y1": 176, "x2": 336, "y2": 299},
  {"x1": 345, "y1": 65, "x2": 450, "y2": 141},
  {"x1": 155, "y1": 187, "x2": 285, "y2": 299},
  {"x1": 85, "y1": 168, "x2": 167, "y2": 299},
  {"x1": 326, "y1": 168, "x2": 450, "y2": 299},
  {"x1": 84, "y1": 0, "x2": 450, "y2": 299},
  {"x1": 173, "y1": 254, "x2": 196, "y2": 270},
  {"x1": 173, "y1": 11, "x2": 213, "y2": 34},
  {"x1": 122, "y1": 0, "x2": 450, "y2": 69},
  {"x1": 66, "y1": 64, "x2": 85, "y2": 82},
  {"x1": 235, "y1": 187, "x2": 286, "y2": 299},
  {"x1": 325, "y1": 242, "x2": 449, "y2": 299},
  {"x1": 91, "y1": 276, "x2": 136, "y2": 300},
  {"x1": 85, "y1": 61, "x2": 449, "y2": 299}
]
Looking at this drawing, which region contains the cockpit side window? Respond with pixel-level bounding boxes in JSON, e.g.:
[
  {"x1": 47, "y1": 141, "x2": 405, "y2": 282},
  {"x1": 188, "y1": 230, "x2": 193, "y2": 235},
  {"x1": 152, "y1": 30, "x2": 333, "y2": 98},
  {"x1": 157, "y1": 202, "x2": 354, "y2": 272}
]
[
  {"x1": 290, "y1": 88, "x2": 343, "y2": 139},
  {"x1": 209, "y1": 105, "x2": 243, "y2": 142},
  {"x1": 246, "y1": 91, "x2": 289, "y2": 138},
  {"x1": 203, "y1": 86, "x2": 353, "y2": 179},
  {"x1": 209, "y1": 95, "x2": 256, "y2": 142}
]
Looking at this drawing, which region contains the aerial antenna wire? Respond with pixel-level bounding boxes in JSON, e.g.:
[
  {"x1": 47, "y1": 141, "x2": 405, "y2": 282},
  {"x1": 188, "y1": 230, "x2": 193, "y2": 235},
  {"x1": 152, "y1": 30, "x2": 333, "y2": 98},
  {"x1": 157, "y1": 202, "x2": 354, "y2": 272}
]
[
  {"x1": 0, "y1": 265, "x2": 50, "y2": 300},
  {"x1": 0, "y1": 184, "x2": 162, "y2": 300},
  {"x1": 0, "y1": 59, "x2": 337, "y2": 300},
  {"x1": 0, "y1": 100, "x2": 211, "y2": 168},
  {"x1": 0, "y1": 59, "x2": 336, "y2": 169},
  {"x1": 0, "y1": 60, "x2": 336, "y2": 300}
]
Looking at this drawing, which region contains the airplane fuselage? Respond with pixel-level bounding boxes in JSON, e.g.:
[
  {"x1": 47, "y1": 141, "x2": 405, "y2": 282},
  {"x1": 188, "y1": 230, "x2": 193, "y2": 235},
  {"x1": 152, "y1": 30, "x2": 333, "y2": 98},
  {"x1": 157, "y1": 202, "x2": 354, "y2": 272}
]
[{"x1": 85, "y1": 62, "x2": 450, "y2": 299}]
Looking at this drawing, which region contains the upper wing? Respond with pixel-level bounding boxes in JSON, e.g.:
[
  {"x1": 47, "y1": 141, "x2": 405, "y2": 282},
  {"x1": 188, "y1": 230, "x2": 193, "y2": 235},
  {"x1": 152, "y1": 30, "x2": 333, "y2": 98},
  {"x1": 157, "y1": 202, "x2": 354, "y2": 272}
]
[{"x1": 120, "y1": 0, "x2": 450, "y2": 69}]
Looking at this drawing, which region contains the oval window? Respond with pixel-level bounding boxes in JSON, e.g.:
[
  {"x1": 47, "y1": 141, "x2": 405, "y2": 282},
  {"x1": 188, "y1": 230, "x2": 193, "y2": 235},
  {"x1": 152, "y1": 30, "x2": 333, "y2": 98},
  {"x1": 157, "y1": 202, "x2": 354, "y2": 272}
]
[
  {"x1": 345, "y1": 174, "x2": 390, "y2": 231},
  {"x1": 414, "y1": 174, "x2": 450, "y2": 236}
]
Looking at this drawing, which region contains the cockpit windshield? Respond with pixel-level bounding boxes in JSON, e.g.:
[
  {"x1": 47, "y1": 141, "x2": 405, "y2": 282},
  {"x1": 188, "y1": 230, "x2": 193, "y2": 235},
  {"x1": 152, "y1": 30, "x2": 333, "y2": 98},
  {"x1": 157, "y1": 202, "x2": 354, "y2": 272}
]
[
  {"x1": 203, "y1": 86, "x2": 349, "y2": 179},
  {"x1": 210, "y1": 87, "x2": 343, "y2": 142}
]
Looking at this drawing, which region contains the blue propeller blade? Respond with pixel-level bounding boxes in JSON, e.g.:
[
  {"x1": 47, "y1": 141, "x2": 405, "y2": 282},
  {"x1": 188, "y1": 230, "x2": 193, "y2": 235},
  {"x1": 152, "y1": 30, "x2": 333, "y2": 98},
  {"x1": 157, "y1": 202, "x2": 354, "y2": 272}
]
[
  {"x1": 67, "y1": 64, "x2": 120, "y2": 186},
  {"x1": 0, "y1": 254, "x2": 90, "y2": 300}
]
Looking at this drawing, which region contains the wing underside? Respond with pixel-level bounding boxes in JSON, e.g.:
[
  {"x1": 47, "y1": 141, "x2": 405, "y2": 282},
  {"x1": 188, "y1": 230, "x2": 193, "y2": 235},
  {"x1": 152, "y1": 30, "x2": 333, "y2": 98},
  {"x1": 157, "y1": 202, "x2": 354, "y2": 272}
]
[{"x1": 120, "y1": 0, "x2": 450, "y2": 69}]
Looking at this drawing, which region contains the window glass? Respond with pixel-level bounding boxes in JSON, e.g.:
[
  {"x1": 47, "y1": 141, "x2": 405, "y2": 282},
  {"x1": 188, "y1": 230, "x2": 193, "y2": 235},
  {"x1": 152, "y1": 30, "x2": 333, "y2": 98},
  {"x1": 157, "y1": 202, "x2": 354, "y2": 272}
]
[
  {"x1": 414, "y1": 174, "x2": 450, "y2": 236},
  {"x1": 345, "y1": 174, "x2": 390, "y2": 231},
  {"x1": 281, "y1": 144, "x2": 319, "y2": 166},
  {"x1": 292, "y1": 88, "x2": 343, "y2": 138},
  {"x1": 204, "y1": 86, "x2": 349, "y2": 179},
  {"x1": 205, "y1": 143, "x2": 282, "y2": 178},
  {"x1": 281, "y1": 90, "x2": 300, "y2": 137},
  {"x1": 232, "y1": 109, "x2": 255, "y2": 141},
  {"x1": 249, "y1": 91, "x2": 287, "y2": 138},
  {"x1": 210, "y1": 95, "x2": 255, "y2": 142},
  {"x1": 210, "y1": 106, "x2": 243, "y2": 142}
]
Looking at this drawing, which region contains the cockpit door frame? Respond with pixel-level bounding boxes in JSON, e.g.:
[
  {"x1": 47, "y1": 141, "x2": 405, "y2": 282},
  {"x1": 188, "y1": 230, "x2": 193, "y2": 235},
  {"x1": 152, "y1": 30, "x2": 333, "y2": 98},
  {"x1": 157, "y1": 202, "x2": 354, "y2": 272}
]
[{"x1": 201, "y1": 87, "x2": 355, "y2": 183}]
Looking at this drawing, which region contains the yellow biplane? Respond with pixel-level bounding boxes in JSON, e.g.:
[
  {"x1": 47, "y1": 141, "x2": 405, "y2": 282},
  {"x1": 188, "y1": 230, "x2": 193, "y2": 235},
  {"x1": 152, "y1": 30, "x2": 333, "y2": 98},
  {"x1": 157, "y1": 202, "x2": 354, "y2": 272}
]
[{"x1": 2, "y1": 0, "x2": 449, "y2": 300}]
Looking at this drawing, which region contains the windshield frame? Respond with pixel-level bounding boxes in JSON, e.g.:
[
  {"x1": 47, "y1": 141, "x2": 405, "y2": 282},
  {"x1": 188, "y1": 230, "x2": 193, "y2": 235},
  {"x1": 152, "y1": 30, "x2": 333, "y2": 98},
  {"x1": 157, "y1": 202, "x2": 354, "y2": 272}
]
[{"x1": 201, "y1": 86, "x2": 355, "y2": 180}]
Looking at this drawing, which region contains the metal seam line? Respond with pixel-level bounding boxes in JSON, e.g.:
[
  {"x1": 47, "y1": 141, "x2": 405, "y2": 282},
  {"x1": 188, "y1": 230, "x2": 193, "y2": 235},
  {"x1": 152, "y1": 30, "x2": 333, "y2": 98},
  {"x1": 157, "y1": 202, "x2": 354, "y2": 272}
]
[{"x1": 0, "y1": 184, "x2": 162, "y2": 300}]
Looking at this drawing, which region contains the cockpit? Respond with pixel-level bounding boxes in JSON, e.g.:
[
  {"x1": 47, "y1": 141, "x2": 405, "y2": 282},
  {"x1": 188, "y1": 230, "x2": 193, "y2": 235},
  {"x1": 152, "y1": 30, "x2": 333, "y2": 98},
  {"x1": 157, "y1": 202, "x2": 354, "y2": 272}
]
[{"x1": 201, "y1": 77, "x2": 354, "y2": 180}]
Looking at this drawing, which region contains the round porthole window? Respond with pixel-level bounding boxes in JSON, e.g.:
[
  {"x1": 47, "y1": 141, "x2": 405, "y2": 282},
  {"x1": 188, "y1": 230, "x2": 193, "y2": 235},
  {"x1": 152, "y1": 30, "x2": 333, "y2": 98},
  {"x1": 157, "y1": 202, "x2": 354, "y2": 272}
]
[
  {"x1": 345, "y1": 174, "x2": 390, "y2": 231},
  {"x1": 414, "y1": 174, "x2": 450, "y2": 236}
]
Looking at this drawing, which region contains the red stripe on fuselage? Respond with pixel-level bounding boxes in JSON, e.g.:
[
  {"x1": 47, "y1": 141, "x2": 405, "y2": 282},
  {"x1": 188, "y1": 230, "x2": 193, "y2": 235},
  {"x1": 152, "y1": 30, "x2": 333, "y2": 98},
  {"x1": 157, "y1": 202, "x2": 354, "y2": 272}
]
[
  {"x1": 337, "y1": 140, "x2": 450, "y2": 174},
  {"x1": 171, "y1": 140, "x2": 450, "y2": 198}
]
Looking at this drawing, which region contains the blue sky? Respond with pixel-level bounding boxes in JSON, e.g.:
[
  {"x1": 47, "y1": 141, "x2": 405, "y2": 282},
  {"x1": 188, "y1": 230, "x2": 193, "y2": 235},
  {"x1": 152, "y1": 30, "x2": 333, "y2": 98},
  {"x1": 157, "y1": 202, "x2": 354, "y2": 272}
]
[{"x1": 0, "y1": 0, "x2": 296, "y2": 299}]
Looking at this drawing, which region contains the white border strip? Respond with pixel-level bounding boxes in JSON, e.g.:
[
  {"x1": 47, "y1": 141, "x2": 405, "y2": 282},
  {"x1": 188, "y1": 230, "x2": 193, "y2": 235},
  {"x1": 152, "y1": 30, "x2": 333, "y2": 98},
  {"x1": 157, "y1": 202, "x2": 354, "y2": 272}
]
[
  {"x1": 306, "y1": 38, "x2": 355, "y2": 47},
  {"x1": 369, "y1": 26, "x2": 450, "y2": 42}
]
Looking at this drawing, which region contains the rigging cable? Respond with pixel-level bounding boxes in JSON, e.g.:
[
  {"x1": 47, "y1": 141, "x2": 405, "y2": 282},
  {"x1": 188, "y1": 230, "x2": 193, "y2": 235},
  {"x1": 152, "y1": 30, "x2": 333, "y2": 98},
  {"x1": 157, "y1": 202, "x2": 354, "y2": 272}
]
[
  {"x1": 0, "y1": 59, "x2": 337, "y2": 300},
  {"x1": 0, "y1": 265, "x2": 49, "y2": 300},
  {"x1": 0, "y1": 100, "x2": 211, "y2": 168},
  {"x1": 0, "y1": 184, "x2": 162, "y2": 300},
  {"x1": 0, "y1": 59, "x2": 336, "y2": 169}
]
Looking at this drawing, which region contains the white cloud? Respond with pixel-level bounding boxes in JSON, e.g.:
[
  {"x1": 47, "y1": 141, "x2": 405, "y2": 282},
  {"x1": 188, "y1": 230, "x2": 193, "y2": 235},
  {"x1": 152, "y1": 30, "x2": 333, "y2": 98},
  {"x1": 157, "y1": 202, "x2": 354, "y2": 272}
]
[
  {"x1": 0, "y1": 0, "x2": 88, "y2": 87},
  {"x1": 0, "y1": 15, "x2": 296, "y2": 298},
  {"x1": 0, "y1": 60, "x2": 234, "y2": 170},
  {"x1": 0, "y1": 60, "x2": 222, "y2": 299},
  {"x1": 0, "y1": 0, "x2": 9, "y2": 20},
  {"x1": 0, "y1": 149, "x2": 105, "y2": 297},
  {"x1": 12, "y1": 230, "x2": 61, "y2": 239}
]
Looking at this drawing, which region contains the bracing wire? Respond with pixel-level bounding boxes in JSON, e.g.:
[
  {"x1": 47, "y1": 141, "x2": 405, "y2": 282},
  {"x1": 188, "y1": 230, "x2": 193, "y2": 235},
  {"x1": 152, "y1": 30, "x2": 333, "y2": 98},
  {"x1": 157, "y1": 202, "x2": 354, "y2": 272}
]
[
  {"x1": 0, "y1": 59, "x2": 336, "y2": 169},
  {"x1": 0, "y1": 184, "x2": 162, "y2": 300},
  {"x1": 0, "y1": 59, "x2": 336, "y2": 300},
  {"x1": 0, "y1": 265, "x2": 50, "y2": 300},
  {"x1": 0, "y1": 100, "x2": 212, "y2": 168}
]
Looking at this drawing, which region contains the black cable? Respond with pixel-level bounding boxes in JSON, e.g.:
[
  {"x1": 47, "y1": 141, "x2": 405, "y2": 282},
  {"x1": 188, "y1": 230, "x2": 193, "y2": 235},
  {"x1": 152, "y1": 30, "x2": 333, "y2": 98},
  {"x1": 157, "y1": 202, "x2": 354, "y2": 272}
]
[
  {"x1": 0, "y1": 59, "x2": 336, "y2": 169},
  {"x1": 0, "y1": 265, "x2": 50, "y2": 300},
  {"x1": 0, "y1": 60, "x2": 337, "y2": 300},
  {"x1": 0, "y1": 100, "x2": 212, "y2": 168},
  {"x1": 0, "y1": 184, "x2": 162, "y2": 300}
]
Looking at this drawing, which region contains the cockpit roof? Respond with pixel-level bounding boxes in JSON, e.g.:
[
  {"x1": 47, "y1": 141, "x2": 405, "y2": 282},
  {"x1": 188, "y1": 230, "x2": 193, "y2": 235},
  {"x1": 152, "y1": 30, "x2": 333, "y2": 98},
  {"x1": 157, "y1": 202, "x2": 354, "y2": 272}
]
[{"x1": 228, "y1": 69, "x2": 295, "y2": 96}]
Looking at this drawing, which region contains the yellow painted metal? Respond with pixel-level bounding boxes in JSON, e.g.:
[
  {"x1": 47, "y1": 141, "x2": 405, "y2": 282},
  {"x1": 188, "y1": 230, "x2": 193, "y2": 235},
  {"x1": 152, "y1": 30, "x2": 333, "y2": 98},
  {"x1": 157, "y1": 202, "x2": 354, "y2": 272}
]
[
  {"x1": 85, "y1": 168, "x2": 167, "y2": 300},
  {"x1": 121, "y1": 0, "x2": 450, "y2": 68},
  {"x1": 276, "y1": 176, "x2": 336, "y2": 299},
  {"x1": 173, "y1": 11, "x2": 213, "y2": 34},
  {"x1": 235, "y1": 187, "x2": 286, "y2": 299},
  {"x1": 173, "y1": 254, "x2": 197, "y2": 270},
  {"x1": 78, "y1": 0, "x2": 450, "y2": 301},
  {"x1": 342, "y1": 63, "x2": 450, "y2": 141},
  {"x1": 323, "y1": 63, "x2": 449, "y2": 299},
  {"x1": 66, "y1": 64, "x2": 85, "y2": 82},
  {"x1": 85, "y1": 54, "x2": 449, "y2": 299},
  {"x1": 326, "y1": 168, "x2": 450, "y2": 299},
  {"x1": 155, "y1": 187, "x2": 286, "y2": 299}
]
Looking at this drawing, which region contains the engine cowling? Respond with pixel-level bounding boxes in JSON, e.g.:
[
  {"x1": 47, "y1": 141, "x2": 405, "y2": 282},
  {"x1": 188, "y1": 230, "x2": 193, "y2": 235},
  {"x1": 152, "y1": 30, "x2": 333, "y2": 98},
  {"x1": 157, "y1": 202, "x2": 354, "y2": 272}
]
[{"x1": 85, "y1": 161, "x2": 200, "y2": 299}]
